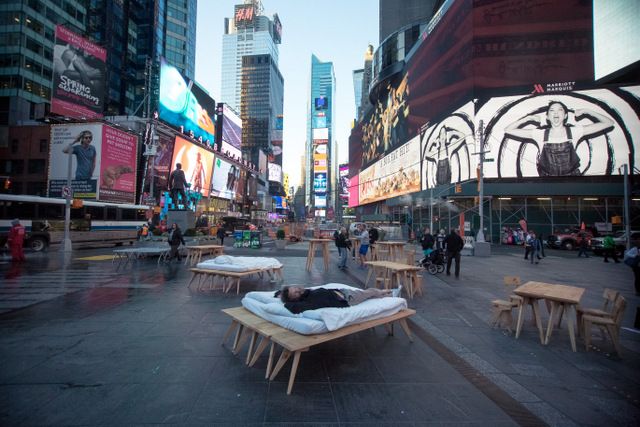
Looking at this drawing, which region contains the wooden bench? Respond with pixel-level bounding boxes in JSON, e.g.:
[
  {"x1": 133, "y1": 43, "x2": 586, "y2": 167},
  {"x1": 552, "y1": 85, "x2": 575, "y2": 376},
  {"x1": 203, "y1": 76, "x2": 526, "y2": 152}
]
[
  {"x1": 221, "y1": 306, "x2": 416, "y2": 394},
  {"x1": 188, "y1": 266, "x2": 283, "y2": 294}
]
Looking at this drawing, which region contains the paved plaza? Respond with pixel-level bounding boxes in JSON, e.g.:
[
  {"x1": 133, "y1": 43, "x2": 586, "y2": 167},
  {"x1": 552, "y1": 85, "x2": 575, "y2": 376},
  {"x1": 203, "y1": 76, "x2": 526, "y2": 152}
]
[{"x1": 0, "y1": 241, "x2": 639, "y2": 426}]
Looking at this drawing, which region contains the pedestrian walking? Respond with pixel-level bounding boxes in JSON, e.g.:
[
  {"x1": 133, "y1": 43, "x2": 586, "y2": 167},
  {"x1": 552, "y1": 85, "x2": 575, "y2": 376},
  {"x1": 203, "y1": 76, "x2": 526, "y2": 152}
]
[
  {"x1": 335, "y1": 227, "x2": 351, "y2": 269},
  {"x1": 167, "y1": 223, "x2": 185, "y2": 262},
  {"x1": 7, "y1": 218, "x2": 26, "y2": 262},
  {"x1": 524, "y1": 230, "x2": 533, "y2": 260},
  {"x1": 577, "y1": 232, "x2": 590, "y2": 258},
  {"x1": 420, "y1": 227, "x2": 435, "y2": 260},
  {"x1": 602, "y1": 235, "x2": 620, "y2": 263},
  {"x1": 358, "y1": 224, "x2": 370, "y2": 268},
  {"x1": 529, "y1": 231, "x2": 542, "y2": 264},
  {"x1": 444, "y1": 228, "x2": 464, "y2": 278},
  {"x1": 538, "y1": 232, "x2": 547, "y2": 257},
  {"x1": 216, "y1": 225, "x2": 226, "y2": 245}
]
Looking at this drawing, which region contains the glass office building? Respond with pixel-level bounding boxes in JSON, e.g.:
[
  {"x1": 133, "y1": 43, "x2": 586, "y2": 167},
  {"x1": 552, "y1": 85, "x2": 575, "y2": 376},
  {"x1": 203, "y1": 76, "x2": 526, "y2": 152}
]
[
  {"x1": 306, "y1": 54, "x2": 335, "y2": 217},
  {"x1": 221, "y1": 1, "x2": 281, "y2": 114}
]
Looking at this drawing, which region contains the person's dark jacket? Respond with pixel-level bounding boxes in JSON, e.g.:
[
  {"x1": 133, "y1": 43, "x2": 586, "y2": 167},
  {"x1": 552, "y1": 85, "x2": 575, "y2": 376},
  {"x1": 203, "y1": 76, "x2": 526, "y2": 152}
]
[
  {"x1": 335, "y1": 232, "x2": 351, "y2": 249},
  {"x1": 420, "y1": 233, "x2": 435, "y2": 250},
  {"x1": 369, "y1": 227, "x2": 379, "y2": 245},
  {"x1": 284, "y1": 288, "x2": 349, "y2": 313},
  {"x1": 169, "y1": 169, "x2": 187, "y2": 190},
  {"x1": 169, "y1": 227, "x2": 185, "y2": 246},
  {"x1": 444, "y1": 232, "x2": 464, "y2": 253},
  {"x1": 216, "y1": 227, "x2": 226, "y2": 240}
]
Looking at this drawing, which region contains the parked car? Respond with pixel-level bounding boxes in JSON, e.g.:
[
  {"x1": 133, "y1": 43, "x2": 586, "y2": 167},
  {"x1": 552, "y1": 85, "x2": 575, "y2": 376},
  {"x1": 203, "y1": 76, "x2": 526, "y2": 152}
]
[
  {"x1": 547, "y1": 229, "x2": 593, "y2": 251},
  {"x1": 591, "y1": 230, "x2": 640, "y2": 257}
]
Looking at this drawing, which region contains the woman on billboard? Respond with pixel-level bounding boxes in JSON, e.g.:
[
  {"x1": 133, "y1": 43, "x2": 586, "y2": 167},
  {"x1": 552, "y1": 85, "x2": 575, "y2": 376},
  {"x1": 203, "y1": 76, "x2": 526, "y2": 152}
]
[
  {"x1": 504, "y1": 101, "x2": 614, "y2": 176},
  {"x1": 425, "y1": 126, "x2": 466, "y2": 186},
  {"x1": 190, "y1": 151, "x2": 206, "y2": 194}
]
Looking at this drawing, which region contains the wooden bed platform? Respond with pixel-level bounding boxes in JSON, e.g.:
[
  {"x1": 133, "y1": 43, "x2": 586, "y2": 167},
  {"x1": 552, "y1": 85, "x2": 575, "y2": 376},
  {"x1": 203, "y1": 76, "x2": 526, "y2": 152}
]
[
  {"x1": 187, "y1": 266, "x2": 284, "y2": 294},
  {"x1": 221, "y1": 306, "x2": 416, "y2": 394}
]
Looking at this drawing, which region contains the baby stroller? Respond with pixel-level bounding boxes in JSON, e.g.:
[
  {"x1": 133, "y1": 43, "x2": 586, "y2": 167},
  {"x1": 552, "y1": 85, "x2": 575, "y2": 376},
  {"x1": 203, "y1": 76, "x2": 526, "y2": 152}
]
[{"x1": 418, "y1": 249, "x2": 446, "y2": 275}]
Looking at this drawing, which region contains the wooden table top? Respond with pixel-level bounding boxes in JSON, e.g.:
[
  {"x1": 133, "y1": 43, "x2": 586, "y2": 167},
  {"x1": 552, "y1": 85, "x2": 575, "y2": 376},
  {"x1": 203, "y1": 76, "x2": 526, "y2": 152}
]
[
  {"x1": 185, "y1": 244, "x2": 224, "y2": 250},
  {"x1": 514, "y1": 281, "x2": 585, "y2": 304},
  {"x1": 364, "y1": 260, "x2": 422, "y2": 272},
  {"x1": 307, "y1": 238, "x2": 334, "y2": 243},
  {"x1": 376, "y1": 241, "x2": 407, "y2": 246}
]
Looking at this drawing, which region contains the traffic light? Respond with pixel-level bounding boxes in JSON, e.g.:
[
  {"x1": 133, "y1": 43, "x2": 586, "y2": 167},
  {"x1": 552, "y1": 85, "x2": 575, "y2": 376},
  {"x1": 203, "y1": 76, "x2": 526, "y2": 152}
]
[
  {"x1": 3, "y1": 178, "x2": 10, "y2": 190},
  {"x1": 455, "y1": 184, "x2": 462, "y2": 194}
]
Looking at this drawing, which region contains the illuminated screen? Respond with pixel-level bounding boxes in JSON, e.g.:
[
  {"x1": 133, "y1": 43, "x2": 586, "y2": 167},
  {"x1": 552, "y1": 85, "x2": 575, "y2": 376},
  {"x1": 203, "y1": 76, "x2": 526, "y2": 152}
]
[
  {"x1": 171, "y1": 136, "x2": 215, "y2": 197},
  {"x1": 594, "y1": 0, "x2": 640, "y2": 80},
  {"x1": 221, "y1": 104, "x2": 242, "y2": 158},
  {"x1": 315, "y1": 194, "x2": 327, "y2": 208},
  {"x1": 211, "y1": 157, "x2": 239, "y2": 199},
  {"x1": 268, "y1": 162, "x2": 282, "y2": 183},
  {"x1": 359, "y1": 135, "x2": 421, "y2": 205},
  {"x1": 159, "y1": 58, "x2": 216, "y2": 145},
  {"x1": 339, "y1": 164, "x2": 349, "y2": 199},
  {"x1": 313, "y1": 173, "x2": 327, "y2": 193},
  {"x1": 315, "y1": 96, "x2": 328, "y2": 110}
]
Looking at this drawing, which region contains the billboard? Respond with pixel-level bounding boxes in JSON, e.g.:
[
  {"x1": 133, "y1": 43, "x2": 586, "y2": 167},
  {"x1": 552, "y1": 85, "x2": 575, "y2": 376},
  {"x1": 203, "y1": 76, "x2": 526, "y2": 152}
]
[
  {"x1": 313, "y1": 172, "x2": 327, "y2": 193},
  {"x1": 273, "y1": 196, "x2": 287, "y2": 209},
  {"x1": 48, "y1": 123, "x2": 137, "y2": 203},
  {"x1": 159, "y1": 58, "x2": 216, "y2": 145},
  {"x1": 315, "y1": 96, "x2": 329, "y2": 110},
  {"x1": 348, "y1": 174, "x2": 359, "y2": 208},
  {"x1": 171, "y1": 136, "x2": 215, "y2": 197},
  {"x1": 145, "y1": 133, "x2": 176, "y2": 200},
  {"x1": 476, "y1": 87, "x2": 640, "y2": 178},
  {"x1": 314, "y1": 152, "x2": 327, "y2": 173},
  {"x1": 211, "y1": 157, "x2": 240, "y2": 200},
  {"x1": 218, "y1": 103, "x2": 242, "y2": 159},
  {"x1": 268, "y1": 162, "x2": 282, "y2": 183},
  {"x1": 312, "y1": 128, "x2": 329, "y2": 144},
  {"x1": 421, "y1": 101, "x2": 476, "y2": 189},
  {"x1": 339, "y1": 164, "x2": 349, "y2": 199},
  {"x1": 51, "y1": 25, "x2": 106, "y2": 119},
  {"x1": 359, "y1": 135, "x2": 421, "y2": 205},
  {"x1": 313, "y1": 115, "x2": 327, "y2": 129},
  {"x1": 315, "y1": 194, "x2": 327, "y2": 208}
]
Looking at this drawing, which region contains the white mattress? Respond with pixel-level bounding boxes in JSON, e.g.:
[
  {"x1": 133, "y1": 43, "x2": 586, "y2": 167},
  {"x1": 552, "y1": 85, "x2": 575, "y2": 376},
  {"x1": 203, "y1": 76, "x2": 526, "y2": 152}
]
[
  {"x1": 196, "y1": 255, "x2": 283, "y2": 272},
  {"x1": 241, "y1": 283, "x2": 407, "y2": 335}
]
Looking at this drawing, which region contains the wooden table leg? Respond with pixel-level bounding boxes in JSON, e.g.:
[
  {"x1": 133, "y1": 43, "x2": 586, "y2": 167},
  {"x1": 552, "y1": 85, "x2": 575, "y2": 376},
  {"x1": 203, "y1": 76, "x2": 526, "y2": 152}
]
[
  {"x1": 531, "y1": 299, "x2": 545, "y2": 344},
  {"x1": 544, "y1": 301, "x2": 560, "y2": 345},
  {"x1": 246, "y1": 330, "x2": 258, "y2": 365},
  {"x1": 249, "y1": 336, "x2": 270, "y2": 367},
  {"x1": 222, "y1": 320, "x2": 238, "y2": 346},
  {"x1": 515, "y1": 298, "x2": 527, "y2": 339},
  {"x1": 323, "y1": 243, "x2": 329, "y2": 270},
  {"x1": 235, "y1": 277, "x2": 241, "y2": 295},
  {"x1": 398, "y1": 318, "x2": 414, "y2": 342},
  {"x1": 286, "y1": 351, "x2": 303, "y2": 395},
  {"x1": 233, "y1": 327, "x2": 251, "y2": 355},
  {"x1": 365, "y1": 267, "x2": 373, "y2": 288},
  {"x1": 565, "y1": 304, "x2": 577, "y2": 352},
  {"x1": 266, "y1": 342, "x2": 276, "y2": 379},
  {"x1": 269, "y1": 349, "x2": 292, "y2": 380},
  {"x1": 187, "y1": 271, "x2": 198, "y2": 288},
  {"x1": 232, "y1": 324, "x2": 244, "y2": 352}
]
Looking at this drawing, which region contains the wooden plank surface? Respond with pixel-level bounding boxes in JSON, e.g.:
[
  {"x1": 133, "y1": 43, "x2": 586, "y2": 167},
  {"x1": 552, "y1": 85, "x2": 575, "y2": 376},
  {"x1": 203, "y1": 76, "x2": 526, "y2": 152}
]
[{"x1": 515, "y1": 281, "x2": 585, "y2": 304}]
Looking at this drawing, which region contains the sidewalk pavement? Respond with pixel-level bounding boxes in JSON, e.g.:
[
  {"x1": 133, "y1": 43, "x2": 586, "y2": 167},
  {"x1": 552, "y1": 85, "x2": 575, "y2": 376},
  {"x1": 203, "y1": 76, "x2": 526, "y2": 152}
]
[{"x1": 0, "y1": 242, "x2": 638, "y2": 426}]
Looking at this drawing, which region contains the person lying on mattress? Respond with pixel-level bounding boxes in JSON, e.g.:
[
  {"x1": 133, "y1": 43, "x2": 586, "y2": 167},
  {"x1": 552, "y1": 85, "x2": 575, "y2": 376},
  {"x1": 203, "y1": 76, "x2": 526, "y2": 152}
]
[{"x1": 275, "y1": 285, "x2": 402, "y2": 314}]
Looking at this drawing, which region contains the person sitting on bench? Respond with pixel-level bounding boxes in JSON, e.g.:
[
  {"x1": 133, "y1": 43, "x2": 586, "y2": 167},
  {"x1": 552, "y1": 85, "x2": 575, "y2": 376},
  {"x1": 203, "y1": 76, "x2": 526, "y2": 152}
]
[{"x1": 276, "y1": 285, "x2": 402, "y2": 314}]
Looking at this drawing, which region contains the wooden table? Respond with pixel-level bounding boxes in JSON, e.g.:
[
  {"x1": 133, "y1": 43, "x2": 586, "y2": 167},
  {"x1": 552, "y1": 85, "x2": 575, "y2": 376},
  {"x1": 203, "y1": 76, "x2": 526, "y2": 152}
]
[
  {"x1": 113, "y1": 247, "x2": 171, "y2": 266},
  {"x1": 375, "y1": 241, "x2": 406, "y2": 262},
  {"x1": 348, "y1": 237, "x2": 361, "y2": 257},
  {"x1": 364, "y1": 260, "x2": 423, "y2": 298},
  {"x1": 306, "y1": 238, "x2": 333, "y2": 271},
  {"x1": 514, "y1": 281, "x2": 585, "y2": 352},
  {"x1": 183, "y1": 244, "x2": 224, "y2": 266}
]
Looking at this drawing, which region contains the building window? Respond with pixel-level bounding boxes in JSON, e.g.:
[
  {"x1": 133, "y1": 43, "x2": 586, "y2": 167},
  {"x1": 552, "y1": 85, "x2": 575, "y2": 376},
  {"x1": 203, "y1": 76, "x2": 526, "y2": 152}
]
[{"x1": 39, "y1": 139, "x2": 47, "y2": 153}]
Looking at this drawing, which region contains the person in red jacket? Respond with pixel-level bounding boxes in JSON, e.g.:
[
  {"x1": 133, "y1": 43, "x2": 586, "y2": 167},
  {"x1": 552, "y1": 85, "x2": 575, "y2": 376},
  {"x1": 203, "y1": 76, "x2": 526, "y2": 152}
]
[{"x1": 7, "y1": 218, "x2": 26, "y2": 262}]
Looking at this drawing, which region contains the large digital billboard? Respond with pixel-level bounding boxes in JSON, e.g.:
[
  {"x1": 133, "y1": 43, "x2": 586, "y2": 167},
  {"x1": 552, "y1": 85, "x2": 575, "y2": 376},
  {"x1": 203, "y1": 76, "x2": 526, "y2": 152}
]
[
  {"x1": 339, "y1": 164, "x2": 349, "y2": 200},
  {"x1": 144, "y1": 133, "x2": 175, "y2": 201},
  {"x1": 159, "y1": 58, "x2": 216, "y2": 145},
  {"x1": 51, "y1": 25, "x2": 106, "y2": 119},
  {"x1": 313, "y1": 172, "x2": 327, "y2": 193},
  {"x1": 268, "y1": 162, "x2": 282, "y2": 183},
  {"x1": 217, "y1": 103, "x2": 242, "y2": 159},
  {"x1": 314, "y1": 152, "x2": 327, "y2": 173},
  {"x1": 421, "y1": 102, "x2": 476, "y2": 189},
  {"x1": 312, "y1": 128, "x2": 329, "y2": 144},
  {"x1": 211, "y1": 157, "x2": 240, "y2": 200},
  {"x1": 359, "y1": 135, "x2": 421, "y2": 205},
  {"x1": 315, "y1": 194, "x2": 327, "y2": 208},
  {"x1": 476, "y1": 87, "x2": 640, "y2": 178},
  {"x1": 171, "y1": 136, "x2": 215, "y2": 197},
  {"x1": 48, "y1": 123, "x2": 137, "y2": 203}
]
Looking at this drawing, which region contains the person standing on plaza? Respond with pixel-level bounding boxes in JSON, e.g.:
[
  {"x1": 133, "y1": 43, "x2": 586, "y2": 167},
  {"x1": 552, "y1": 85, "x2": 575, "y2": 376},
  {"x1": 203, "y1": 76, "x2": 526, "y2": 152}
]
[
  {"x1": 577, "y1": 232, "x2": 590, "y2": 258},
  {"x1": 63, "y1": 130, "x2": 96, "y2": 180},
  {"x1": 168, "y1": 163, "x2": 187, "y2": 209},
  {"x1": 529, "y1": 231, "x2": 542, "y2": 264},
  {"x1": 335, "y1": 227, "x2": 351, "y2": 269},
  {"x1": 602, "y1": 234, "x2": 620, "y2": 263},
  {"x1": 7, "y1": 219, "x2": 26, "y2": 262},
  {"x1": 444, "y1": 228, "x2": 464, "y2": 278},
  {"x1": 358, "y1": 224, "x2": 370, "y2": 268},
  {"x1": 216, "y1": 225, "x2": 226, "y2": 246},
  {"x1": 167, "y1": 223, "x2": 185, "y2": 262},
  {"x1": 420, "y1": 227, "x2": 435, "y2": 259},
  {"x1": 524, "y1": 230, "x2": 533, "y2": 260}
]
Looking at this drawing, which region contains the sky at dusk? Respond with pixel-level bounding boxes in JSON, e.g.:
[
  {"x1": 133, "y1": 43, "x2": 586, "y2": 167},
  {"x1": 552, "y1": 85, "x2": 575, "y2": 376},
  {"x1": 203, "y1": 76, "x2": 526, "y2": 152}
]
[{"x1": 195, "y1": 0, "x2": 379, "y2": 188}]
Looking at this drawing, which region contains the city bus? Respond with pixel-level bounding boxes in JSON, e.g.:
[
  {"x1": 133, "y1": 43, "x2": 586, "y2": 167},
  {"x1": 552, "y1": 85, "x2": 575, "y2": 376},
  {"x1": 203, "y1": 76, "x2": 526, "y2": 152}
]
[{"x1": 0, "y1": 194, "x2": 149, "y2": 251}]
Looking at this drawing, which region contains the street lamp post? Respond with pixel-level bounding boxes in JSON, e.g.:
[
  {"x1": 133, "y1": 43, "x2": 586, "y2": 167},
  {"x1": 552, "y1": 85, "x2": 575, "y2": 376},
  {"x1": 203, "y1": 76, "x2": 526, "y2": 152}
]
[
  {"x1": 477, "y1": 120, "x2": 485, "y2": 243},
  {"x1": 63, "y1": 150, "x2": 73, "y2": 252}
]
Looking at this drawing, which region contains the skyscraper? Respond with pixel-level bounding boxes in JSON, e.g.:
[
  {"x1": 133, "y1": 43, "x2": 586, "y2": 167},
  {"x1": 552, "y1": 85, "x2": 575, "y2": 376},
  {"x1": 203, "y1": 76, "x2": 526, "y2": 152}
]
[
  {"x1": 352, "y1": 69, "x2": 364, "y2": 120},
  {"x1": 0, "y1": 0, "x2": 86, "y2": 125},
  {"x1": 306, "y1": 54, "x2": 335, "y2": 219},
  {"x1": 379, "y1": 0, "x2": 443, "y2": 43},
  {"x1": 221, "y1": 1, "x2": 282, "y2": 114}
]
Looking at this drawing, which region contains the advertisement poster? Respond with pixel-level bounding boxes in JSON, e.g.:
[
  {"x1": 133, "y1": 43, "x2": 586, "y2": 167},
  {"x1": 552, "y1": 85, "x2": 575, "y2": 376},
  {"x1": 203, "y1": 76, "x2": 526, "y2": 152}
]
[
  {"x1": 359, "y1": 135, "x2": 421, "y2": 205},
  {"x1": 348, "y1": 174, "x2": 359, "y2": 208},
  {"x1": 315, "y1": 194, "x2": 327, "y2": 208},
  {"x1": 211, "y1": 157, "x2": 240, "y2": 199},
  {"x1": 159, "y1": 58, "x2": 216, "y2": 145},
  {"x1": 268, "y1": 162, "x2": 282, "y2": 183},
  {"x1": 48, "y1": 123, "x2": 103, "y2": 199},
  {"x1": 313, "y1": 172, "x2": 327, "y2": 193},
  {"x1": 145, "y1": 133, "x2": 175, "y2": 200},
  {"x1": 171, "y1": 136, "x2": 215, "y2": 197},
  {"x1": 313, "y1": 128, "x2": 329, "y2": 144},
  {"x1": 339, "y1": 164, "x2": 349, "y2": 199},
  {"x1": 99, "y1": 125, "x2": 138, "y2": 203},
  {"x1": 314, "y1": 152, "x2": 327, "y2": 173},
  {"x1": 51, "y1": 25, "x2": 106, "y2": 119},
  {"x1": 220, "y1": 104, "x2": 242, "y2": 158},
  {"x1": 477, "y1": 87, "x2": 640, "y2": 178},
  {"x1": 421, "y1": 102, "x2": 476, "y2": 189}
]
